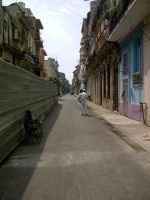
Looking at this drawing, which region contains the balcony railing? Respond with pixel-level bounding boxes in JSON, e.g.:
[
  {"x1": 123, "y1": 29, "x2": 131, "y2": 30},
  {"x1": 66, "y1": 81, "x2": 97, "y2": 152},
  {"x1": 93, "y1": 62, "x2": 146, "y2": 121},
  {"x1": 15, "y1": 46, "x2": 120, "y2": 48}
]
[{"x1": 109, "y1": 0, "x2": 134, "y2": 33}]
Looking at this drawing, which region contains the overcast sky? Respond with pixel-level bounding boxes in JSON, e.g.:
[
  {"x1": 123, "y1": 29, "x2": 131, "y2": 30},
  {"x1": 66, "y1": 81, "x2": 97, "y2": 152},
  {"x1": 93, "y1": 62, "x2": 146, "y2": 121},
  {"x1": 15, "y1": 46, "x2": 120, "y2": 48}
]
[{"x1": 2, "y1": 0, "x2": 90, "y2": 83}]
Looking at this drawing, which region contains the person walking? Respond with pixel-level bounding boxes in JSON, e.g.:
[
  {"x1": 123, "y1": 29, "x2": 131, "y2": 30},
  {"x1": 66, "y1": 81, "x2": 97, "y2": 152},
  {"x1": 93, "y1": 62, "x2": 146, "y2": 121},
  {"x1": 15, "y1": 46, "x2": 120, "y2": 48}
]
[
  {"x1": 79, "y1": 89, "x2": 83, "y2": 94},
  {"x1": 78, "y1": 89, "x2": 88, "y2": 115}
]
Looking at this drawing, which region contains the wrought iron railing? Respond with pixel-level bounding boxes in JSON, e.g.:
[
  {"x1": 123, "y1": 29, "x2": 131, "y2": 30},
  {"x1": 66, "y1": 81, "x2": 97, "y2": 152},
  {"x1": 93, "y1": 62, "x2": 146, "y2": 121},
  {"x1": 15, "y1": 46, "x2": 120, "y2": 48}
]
[{"x1": 109, "y1": 0, "x2": 134, "y2": 33}]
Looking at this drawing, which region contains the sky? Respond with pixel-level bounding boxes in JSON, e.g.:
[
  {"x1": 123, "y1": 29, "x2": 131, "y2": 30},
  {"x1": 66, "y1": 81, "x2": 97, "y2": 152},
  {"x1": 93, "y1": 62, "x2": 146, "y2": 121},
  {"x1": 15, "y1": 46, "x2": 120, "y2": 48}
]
[{"x1": 2, "y1": 0, "x2": 90, "y2": 83}]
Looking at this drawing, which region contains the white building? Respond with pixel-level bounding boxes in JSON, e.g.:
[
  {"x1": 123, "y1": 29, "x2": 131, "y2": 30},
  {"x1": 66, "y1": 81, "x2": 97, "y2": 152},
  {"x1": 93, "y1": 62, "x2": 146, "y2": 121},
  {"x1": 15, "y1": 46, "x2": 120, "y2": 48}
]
[{"x1": 44, "y1": 57, "x2": 59, "y2": 81}]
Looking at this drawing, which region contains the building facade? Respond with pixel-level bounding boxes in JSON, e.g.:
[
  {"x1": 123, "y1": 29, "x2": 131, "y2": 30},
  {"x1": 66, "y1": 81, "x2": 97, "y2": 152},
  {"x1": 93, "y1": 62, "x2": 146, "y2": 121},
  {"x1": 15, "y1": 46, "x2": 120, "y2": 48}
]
[
  {"x1": 78, "y1": 0, "x2": 150, "y2": 124},
  {"x1": 0, "y1": 1, "x2": 46, "y2": 77},
  {"x1": 58, "y1": 72, "x2": 70, "y2": 95},
  {"x1": 108, "y1": 0, "x2": 150, "y2": 123},
  {"x1": 80, "y1": 0, "x2": 120, "y2": 111},
  {"x1": 44, "y1": 57, "x2": 59, "y2": 81},
  {"x1": 72, "y1": 65, "x2": 80, "y2": 95}
]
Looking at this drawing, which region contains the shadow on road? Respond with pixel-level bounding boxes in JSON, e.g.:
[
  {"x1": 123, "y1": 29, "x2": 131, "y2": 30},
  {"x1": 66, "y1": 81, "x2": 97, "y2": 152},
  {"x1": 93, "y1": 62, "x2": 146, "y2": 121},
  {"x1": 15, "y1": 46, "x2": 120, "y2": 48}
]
[{"x1": 0, "y1": 103, "x2": 63, "y2": 200}]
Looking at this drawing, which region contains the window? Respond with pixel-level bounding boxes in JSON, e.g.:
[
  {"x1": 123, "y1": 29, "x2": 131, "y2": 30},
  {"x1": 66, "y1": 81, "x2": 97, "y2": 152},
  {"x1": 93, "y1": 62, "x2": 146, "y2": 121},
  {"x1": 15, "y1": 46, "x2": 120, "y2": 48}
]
[
  {"x1": 132, "y1": 37, "x2": 143, "y2": 86},
  {"x1": 103, "y1": 70, "x2": 106, "y2": 98},
  {"x1": 3, "y1": 20, "x2": 7, "y2": 32},
  {"x1": 132, "y1": 72, "x2": 142, "y2": 85},
  {"x1": 0, "y1": 17, "x2": 1, "y2": 34},
  {"x1": 134, "y1": 37, "x2": 142, "y2": 73},
  {"x1": 113, "y1": 0, "x2": 117, "y2": 7},
  {"x1": 0, "y1": 48, "x2": 2, "y2": 57},
  {"x1": 12, "y1": 27, "x2": 15, "y2": 39},
  {"x1": 123, "y1": 53, "x2": 128, "y2": 75},
  {"x1": 107, "y1": 67, "x2": 110, "y2": 99},
  {"x1": 28, "y1": 37, "x2": 31, "y2": 47}
]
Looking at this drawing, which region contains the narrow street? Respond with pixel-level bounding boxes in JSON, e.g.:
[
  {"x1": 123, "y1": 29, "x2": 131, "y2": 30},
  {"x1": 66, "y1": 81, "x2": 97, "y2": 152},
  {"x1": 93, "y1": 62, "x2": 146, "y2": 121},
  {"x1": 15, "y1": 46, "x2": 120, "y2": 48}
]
[{"x1": 1, "y1": 95, "x2": 150, "y2": 200}]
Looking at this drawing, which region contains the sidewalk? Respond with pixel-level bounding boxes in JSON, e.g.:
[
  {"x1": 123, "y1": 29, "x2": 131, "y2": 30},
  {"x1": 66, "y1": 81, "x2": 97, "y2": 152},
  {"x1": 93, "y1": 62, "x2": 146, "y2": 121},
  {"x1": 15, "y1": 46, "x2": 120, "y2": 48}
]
[{"x1": 87, "y1": 100, "x2": 150, "y2": 160}]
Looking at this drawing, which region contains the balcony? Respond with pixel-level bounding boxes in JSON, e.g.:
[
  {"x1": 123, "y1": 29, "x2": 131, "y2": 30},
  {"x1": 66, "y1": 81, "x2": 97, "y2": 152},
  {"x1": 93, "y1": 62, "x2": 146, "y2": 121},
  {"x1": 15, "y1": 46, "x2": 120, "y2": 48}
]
[
  {"x1": 108, "y1": 0, "x2": 150, "y2": 41},
  {"x1": 35, "y1": 32, "x2": 41, "y2": 40},
  {"x1": 18, "y1": 52, "x2": 36, "y2": 64}
]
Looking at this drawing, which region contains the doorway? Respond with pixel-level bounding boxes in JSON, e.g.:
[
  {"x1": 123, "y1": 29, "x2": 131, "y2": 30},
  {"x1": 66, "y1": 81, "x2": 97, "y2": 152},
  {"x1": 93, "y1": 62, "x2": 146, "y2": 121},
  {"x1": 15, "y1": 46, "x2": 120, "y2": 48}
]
[{"x1": 123, "y1": 79, "x2": 128, "y2": 116}]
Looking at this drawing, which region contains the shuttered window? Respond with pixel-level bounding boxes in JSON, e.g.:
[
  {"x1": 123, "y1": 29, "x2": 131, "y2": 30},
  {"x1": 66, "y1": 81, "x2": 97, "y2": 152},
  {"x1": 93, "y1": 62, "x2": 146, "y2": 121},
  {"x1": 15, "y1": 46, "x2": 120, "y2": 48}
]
[
  {"x1": 123, "y1": 53, "x2": 128, "y2": 75},
  {"x1": 134, "y1": 37, "x2": 142, "y2": 73},
  {"x1": 133, "y1": 72, "x2": 143, "y2": 86}
]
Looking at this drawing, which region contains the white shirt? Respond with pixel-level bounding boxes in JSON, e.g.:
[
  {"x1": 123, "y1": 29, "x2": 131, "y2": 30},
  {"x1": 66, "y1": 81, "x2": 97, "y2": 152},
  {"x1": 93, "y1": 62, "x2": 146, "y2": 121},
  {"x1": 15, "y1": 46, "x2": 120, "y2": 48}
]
[{"x1": 79, "y1": 92, "x2": 88, "y2": 102}]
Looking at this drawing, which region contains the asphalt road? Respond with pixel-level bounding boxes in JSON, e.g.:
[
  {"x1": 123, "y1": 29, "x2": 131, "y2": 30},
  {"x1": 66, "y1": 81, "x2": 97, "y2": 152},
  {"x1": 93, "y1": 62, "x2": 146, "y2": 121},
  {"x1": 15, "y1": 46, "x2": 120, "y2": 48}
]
[{"x1": 1, "y1": 95, "x2": 150, "y2": 200}]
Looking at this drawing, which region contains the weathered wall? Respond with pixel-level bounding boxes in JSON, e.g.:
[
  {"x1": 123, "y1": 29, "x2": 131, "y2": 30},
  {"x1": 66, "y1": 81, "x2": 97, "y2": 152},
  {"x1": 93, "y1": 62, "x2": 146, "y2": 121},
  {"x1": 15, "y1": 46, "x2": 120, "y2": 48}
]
[
  {"x1": 119, "y1": 25, "x2": 143, "y2": 122},
  {"x1": 0, "y1": 59, "x2": 58, "y2": 163},
  {"x1": 144, "y1": 19, "x2": 150, "y2": 125}
]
